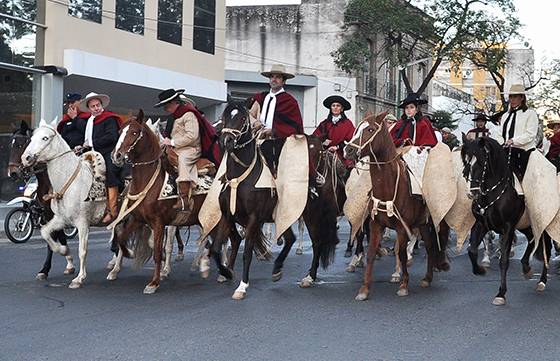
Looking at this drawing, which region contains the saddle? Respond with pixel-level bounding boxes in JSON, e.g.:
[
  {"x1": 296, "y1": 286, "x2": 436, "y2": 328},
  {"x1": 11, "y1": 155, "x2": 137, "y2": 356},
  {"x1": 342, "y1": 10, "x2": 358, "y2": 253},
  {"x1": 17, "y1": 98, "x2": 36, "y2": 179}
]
[{"x1": 163, "y1": 146, "x2": 217, "y2": 177}]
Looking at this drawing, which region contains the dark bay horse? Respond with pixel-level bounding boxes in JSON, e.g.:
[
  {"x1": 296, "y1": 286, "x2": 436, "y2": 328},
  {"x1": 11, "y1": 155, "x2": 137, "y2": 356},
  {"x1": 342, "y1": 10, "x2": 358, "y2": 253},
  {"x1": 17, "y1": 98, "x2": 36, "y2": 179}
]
[
  {"x1": 343, "y1": 112, "x2": 449, "y2": 301},
  {"x1": 461, "y1": 136, "x2": 552, "y2": 305},
  {"x1": 214, "y1": 101, "x2": 339, "y2": 300},
  {"x1": 111, "y1": 110, "x2": 239, "y2": 294},
  {"x1": 7, "y1": 121, "x2": 75, "y2": 280}
]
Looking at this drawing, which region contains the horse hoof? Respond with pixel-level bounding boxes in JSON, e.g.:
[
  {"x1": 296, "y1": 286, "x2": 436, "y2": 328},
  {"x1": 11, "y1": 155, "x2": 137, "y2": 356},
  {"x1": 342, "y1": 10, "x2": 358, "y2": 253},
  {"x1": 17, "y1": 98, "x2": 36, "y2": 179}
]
[
  {"x1": 295, "y1": 248, "x2": 303, "y2": 255},
  {"x1": 175, "y1": 254, "x2": 185, "y2": 262},
  {"x1": 299, "y1": 275, "x2": 314, "y2": 288},
  {"x1": 481, "y1": 260, "x2": 491, "y2": 268},
  {"x1": 106, "y1": 262, "x2": 115, "y2": 270},
  {"x1": 160, "y1": 271, "x2": 170, "y2": 280},
  {"x1": 232, "y1": 291, "x2": 246, "y2": 300},
  {"x1": 344, "y1": 250, "x2": 352, "y2": 258},
  {"x1": 69, "y1": 280, "x2": 82, "y2": 289},
  {"x1": 397, "y1": 288, "x2": 409, "y2": 297},
  {"x1": 420, "y1": 279, "x2": 431, "y2": 288},
  {"x1": 217, "y1": 275, "x2": 228, "y2": 283},
  {"x1": 59, "y1": 246, "x2": 69, "y2": 256},
  {"x1": 143, "y1": 285, "x2": 159, "y2": 294},
  {"x1": 346, "y1": 265, "x2": 356, "y2": 273},
  {"x1": 272, "y1": 271, "x2": 282, "y2": 282},
  {"x1": 492, "y1": 297, "x2": 506, "y2": 306},
  {"x1": 106, "y1": 273, "x2": 117, "y2": 281},
  {"x1": 390, "y1": 274, "x2": 401, "y2": 283},
  {"x1": 64, "y1": 267, "x2": 75, "y2": 275},
  {"x1": 523, "y1": 269, "x2": 533, "y2": 280},
  {"x1": 201, "y1": 270, "x2": 210, "y2": 279},
  {"x1": 355, "y1": 292, "x2": 368, "y2": 301},
  {"x1": 356, "y1": 260, "x2": 364, "y2": 268},
  {"x1": 536, "y1": 282, "x2": 546, "y2": 292},
  {"x1": 474, "y1": 266, "x2": 487, "y2": 276},
  {"x1": 35, "y1": 273, "x2": 47, "y2": 281}
]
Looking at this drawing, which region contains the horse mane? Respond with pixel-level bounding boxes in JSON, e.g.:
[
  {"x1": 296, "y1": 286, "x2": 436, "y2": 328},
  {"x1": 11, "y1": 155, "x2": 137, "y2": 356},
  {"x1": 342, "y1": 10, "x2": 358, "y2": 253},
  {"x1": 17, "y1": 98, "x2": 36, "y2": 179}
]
[
  {"x1": 222, "y1": 101, "x2": 249, "y2": 125},
  {"x1": 370, "y1": 112, "x2": 397, "y2": 159}
]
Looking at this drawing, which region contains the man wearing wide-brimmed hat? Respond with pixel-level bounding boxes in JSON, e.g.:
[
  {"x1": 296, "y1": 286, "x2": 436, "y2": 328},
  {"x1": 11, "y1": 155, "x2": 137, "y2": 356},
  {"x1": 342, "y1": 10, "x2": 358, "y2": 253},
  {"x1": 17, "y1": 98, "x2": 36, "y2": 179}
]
[
  {"x1": 58, "y1": 93, "x2": 90, "y2": 150},
  {"x1": 250, "y1": 64, "x2": 303, "y2": 138},
  {"x1": 390, "y1": 93, "x2": 438, "y2": 147},
  {"x1": 490, "y1": 83, "x2": 539, "y2": 178},
  {"x1": 545, "y1": 113, "x2": 560, "y2": 168},
  {"x1": 155, "y1": 88, "x2": 220, "y2": 212},
  {"x1": 312, "y1": 95, "x2": 355, "y2": 168},
  {"x1": 466, "y1": 113, "x2": 489, "y2": 140},
  {"x1": 80, "y1": 92, "x2": 123, "y2": 223}
]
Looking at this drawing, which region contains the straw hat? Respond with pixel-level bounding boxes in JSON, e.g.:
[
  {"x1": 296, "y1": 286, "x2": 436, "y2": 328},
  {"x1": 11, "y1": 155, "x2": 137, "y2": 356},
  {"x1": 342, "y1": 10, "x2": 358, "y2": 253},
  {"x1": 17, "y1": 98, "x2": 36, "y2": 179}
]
[
  {"x1": 80, "y1": 92, "x2": 110, "y2": 111},
  {"x1": 503, "y1": 84, "x2": 526, "y2": 96},
  {"x1": 547, "y1": 113, "x2": 560, "y2": 129},
  {"x1": 261, "y1": 64, "x2": 295, "y2": 79}
]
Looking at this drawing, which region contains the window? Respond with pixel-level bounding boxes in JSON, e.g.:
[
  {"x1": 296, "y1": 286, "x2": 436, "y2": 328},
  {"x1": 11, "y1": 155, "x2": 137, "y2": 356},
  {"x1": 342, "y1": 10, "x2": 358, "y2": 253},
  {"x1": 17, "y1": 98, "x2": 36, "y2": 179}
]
[
  {"x1": 1, "y1": 1, "x2": 38, "y2": 67},
  {"x1": 68, "y1": 0, "x2": 102, "y2": 24},
  {"x1": 193, "y1": 0, "x2": 215, "y2": 54},
  {"x1": 116, "y1": 0, "x2": 144, "y2": 34},
  {"x1": 158, "y1": 0, "x2": 182, "y2": 46}
]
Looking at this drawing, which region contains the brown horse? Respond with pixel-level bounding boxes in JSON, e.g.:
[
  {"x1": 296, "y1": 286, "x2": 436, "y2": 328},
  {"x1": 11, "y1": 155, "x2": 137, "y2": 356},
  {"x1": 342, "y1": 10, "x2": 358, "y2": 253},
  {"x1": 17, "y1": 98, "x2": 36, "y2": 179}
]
[
  {"x1": 111, "y1": 110, "x2": 239, "y2": 294},
  {"x1": 214, "y1": 101, "x2": 339, "y2": 300},
  {"x1": 343, "y1": 112, "x2": 449, "y2": 300},
  {"x1": 7, "y1": 121, "x2": 75, "y2": 279}
]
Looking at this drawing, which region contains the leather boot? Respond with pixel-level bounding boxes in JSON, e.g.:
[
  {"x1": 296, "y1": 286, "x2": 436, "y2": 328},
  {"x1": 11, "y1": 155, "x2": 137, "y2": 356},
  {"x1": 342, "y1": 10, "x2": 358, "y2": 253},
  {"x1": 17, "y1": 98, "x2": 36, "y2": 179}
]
[
  {"x1": 102, "y1": 186, "x2": 119, "y2": 223},
  {"x1": 174, "y1": 181, "x2": 193, "y2": 211}
]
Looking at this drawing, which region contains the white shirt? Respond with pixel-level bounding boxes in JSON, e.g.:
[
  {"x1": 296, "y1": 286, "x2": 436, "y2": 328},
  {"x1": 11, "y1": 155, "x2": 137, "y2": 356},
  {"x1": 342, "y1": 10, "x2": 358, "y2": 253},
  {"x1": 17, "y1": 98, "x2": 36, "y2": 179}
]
[
  {"x1": 490, "y1": 108, "x2": 539, "y2": 150},
  {"x1": 331, "y1": 115, "x2": 342, "y2": 124},
  {"x1": 259, "y1": 88, "x2": 285, "y2": 129},
  {"x1": 84, "y1": 114, "x2": 95, "y2": 149},
  {"x1": 435, "y1": 130, "x2": 443, "y2": 142}
]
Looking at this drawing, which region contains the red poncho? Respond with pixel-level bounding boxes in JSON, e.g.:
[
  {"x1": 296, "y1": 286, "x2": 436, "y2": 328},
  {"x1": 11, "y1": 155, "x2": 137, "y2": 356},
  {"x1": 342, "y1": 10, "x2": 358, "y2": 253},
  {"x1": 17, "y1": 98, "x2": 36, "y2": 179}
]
[
  {"x1": 547, "y1": 132, "x2": 560, "y2": 160},
  {"x1": 390, "y1": 116, "x2": 437, "y2": 147},
  {"x1": 254, "y1": 91, "x2": 304, "y2": 138},
  {"x1": 313, "y1": 117, "x2": 356, "y2": 167}
]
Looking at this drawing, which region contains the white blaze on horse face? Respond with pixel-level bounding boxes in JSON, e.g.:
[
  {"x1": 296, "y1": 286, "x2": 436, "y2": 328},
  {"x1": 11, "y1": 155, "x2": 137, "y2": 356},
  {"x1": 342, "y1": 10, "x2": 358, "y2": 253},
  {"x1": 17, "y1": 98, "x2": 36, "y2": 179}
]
[
  {"x1": 115, "y1": 124, "x2": 130, "y2": 153},
  {"x1": 348, "y1": 121, "x2": 370, "y2": 145},
  {"x1": 22, "y1": 126, "x2": 53, "y2": 165}
]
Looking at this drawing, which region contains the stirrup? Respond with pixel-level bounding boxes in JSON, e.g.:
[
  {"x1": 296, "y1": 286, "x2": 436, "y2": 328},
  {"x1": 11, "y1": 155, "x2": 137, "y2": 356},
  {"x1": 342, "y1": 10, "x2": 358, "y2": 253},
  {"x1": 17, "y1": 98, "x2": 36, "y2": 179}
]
[{"x1": 316, "y1": 173, "x2": 326, "y2": 187}]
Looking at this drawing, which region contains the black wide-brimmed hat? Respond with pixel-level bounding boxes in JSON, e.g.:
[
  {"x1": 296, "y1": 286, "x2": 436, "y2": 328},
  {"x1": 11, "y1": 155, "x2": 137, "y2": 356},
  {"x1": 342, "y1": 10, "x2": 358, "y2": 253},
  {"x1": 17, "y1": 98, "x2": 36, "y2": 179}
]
[
  {"x1": 473, "y1": 113, "x2": 488, "y2": 122},
  {"x1": 323, "y1": 95, "x2": 351, "y2": 111},
  {"x1": 398, "y1": 93, "x2": 428, "y2": 109},
  {"x1": 154, "y1": 88, "x2": 195, "y2": 108}
]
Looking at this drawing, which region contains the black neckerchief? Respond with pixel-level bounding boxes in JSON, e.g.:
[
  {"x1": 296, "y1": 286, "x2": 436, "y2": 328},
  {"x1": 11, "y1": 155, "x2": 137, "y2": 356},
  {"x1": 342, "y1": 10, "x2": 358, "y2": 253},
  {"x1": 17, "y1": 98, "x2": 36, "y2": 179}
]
[
  {"x1": 396, "y1": 113, "x2": 421, "y2": 141},
  {"x1": 502, "y1": 107, "x2": 521, "y2": 141}
]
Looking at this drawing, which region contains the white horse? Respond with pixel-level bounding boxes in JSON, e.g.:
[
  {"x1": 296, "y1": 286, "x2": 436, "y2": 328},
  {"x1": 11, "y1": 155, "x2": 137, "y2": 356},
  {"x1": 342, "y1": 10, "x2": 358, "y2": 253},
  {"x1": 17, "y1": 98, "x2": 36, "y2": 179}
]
[{"x1": 22, "y1": 119, "x2": 107, "y2": 289}]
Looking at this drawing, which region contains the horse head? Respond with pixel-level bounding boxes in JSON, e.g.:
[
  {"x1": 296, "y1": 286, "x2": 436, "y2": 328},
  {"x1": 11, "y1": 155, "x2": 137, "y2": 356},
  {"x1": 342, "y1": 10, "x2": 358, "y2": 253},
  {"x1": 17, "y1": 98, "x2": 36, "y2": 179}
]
[
  {"x1": 21, "y1": 117, "x2": 65, "y2": 168},
  {"x1": 8, "y1": 121, "x2": 33, "y2": 178},
  {"x1": 343, "y1": 111, "x2": 389, "y2": 161},
  {"x1": 220, "y1": 100, "x2": 251, "y2": 153},
  {"x1": 112, "y1": 109, "x2": 150, "y2": 167}
]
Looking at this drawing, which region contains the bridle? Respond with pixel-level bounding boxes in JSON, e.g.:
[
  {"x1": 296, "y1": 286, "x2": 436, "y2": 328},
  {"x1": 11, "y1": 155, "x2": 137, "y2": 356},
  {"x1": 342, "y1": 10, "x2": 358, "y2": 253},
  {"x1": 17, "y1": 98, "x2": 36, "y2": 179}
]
[
  {"x1": 346, "y1": 119, "x2": 401, "y2": 168},
  {"x1": 221, "y1": 110, "x2": 258, "y2": 168},
  {"x1": 25, "y1": 126, "x2": 73, "y2": 165},
  {"x1": 120, "y1": 125, "x2": 160, "y2": 167}
]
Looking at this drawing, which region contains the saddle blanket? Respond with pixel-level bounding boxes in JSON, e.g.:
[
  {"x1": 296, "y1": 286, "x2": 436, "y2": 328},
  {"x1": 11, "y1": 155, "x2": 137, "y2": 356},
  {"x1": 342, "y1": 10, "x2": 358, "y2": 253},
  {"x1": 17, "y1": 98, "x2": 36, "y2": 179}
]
[
  {"x1": 158, "y1": 172, "x2": 214, "y2": 200},
  {"x1": 402, "y1": 147, "x2": 429, "y2": 196}
]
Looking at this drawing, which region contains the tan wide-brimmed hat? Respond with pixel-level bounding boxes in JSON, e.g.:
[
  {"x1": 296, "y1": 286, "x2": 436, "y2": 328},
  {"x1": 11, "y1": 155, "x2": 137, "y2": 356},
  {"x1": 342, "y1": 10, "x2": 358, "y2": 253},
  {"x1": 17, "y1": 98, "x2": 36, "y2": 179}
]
[
  {"x1": 80, "y1": 92, "x2": 110, "y2": 111},
  {"x1": 261, "y1": 64, "x2": 295, "y2": 79},
  {"x1": 547, "y1": 113, "x2": 560, "y2": 129},
  {"x1": 503, "y1": 84, "x2": 526, "y2": 96}
]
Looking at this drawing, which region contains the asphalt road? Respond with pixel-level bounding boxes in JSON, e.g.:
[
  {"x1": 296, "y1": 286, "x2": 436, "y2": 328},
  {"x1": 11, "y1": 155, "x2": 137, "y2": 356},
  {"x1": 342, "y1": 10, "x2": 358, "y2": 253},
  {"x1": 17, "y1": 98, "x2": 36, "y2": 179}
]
[{"x1": 1, "y1": 226, "x2": 560, "y2": 361}]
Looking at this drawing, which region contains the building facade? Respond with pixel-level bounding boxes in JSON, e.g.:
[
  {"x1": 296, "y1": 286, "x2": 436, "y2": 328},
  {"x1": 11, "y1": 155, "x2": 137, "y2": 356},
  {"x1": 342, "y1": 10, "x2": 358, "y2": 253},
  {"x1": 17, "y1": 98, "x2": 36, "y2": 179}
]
[{"x1": 1, "y1": 0, "x2": 226, "y2": 199}]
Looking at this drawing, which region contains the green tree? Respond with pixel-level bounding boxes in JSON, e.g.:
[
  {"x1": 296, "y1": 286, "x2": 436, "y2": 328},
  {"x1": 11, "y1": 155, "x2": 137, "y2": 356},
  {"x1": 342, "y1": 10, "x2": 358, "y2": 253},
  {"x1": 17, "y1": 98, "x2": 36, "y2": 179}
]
[
  {"x1": 431, "y1": 110, "x2": 457, "y2": 130},
  {"x1": 332, "y1": 0, "x2": 517, "y2": 97},
  {"x1": 534, "y1": 59, "x2": 560, "y2": 116}
]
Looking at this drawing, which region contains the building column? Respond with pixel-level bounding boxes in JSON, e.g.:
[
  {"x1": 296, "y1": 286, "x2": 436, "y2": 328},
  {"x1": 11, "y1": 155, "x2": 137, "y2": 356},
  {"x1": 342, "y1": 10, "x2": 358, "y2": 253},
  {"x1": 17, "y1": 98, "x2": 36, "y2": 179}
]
[{"x1": 39, "y1": 73, "x2": 64, "y2": 124}]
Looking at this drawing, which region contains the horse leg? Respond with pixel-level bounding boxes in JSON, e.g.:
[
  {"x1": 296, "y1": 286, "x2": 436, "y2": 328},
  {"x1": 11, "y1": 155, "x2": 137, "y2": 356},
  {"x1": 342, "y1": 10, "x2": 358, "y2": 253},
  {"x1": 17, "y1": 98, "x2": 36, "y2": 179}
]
[
  {"x1": 418, "y1": 225, "x2": 436, "y2": 288},
  {"x1": 175, "y1": 227, "x2": 185, "y2": 262},
  {"x1": 468, "y1": 222, "x2": 488, "y2": 275},
  {"x1": 391, "y1": 234, "x2": 402, "y2": 283},
  {"x1": 347, "y1": 235, "x2": 364, "y2": 273},
  {"x1": 226, "y1": 224, "x2": 242, "y2": 274},
  {"x1": 536, "y1": 233, "x2": 552, "y2": 292},
  {"x1": 40, "y1": 216, "x2": 68, "y2": 256},
  {"x1": 406, "y1": 233, "x2": 417, "y2": 267},
  {"x1": 69, "y1": 221, "x2": 90, "y2": 289},
  {"x1": 355, "y1": 220, "x2": 382, "y2": 301},
  {"x1": 396, "y1": 228, "x2": 410, "y2": 297},
  {"x1": 435, "y1": 221, "x2": 450, "y2": 271},
  {"x1": 296, "y1": 217, "x2": 304, "y2": 255},
  {"x1": 36, "y1": 246, "x2": 54, "y2": 280},
  {"x1": 273, "y1": 228, "x2": 296, "y2": 283},
  {"x1": 209, "y1": 218, "x2": 234, "y2": 283},
  {"x1": 519, "y1": 227, "x2": 534, "y2": 279},
  {"x1": 161, "y1": 226, "x2": 175, "y2": 279},
  {"x1": 232, "y1": 215, "x2": 258, "y2": 300},
  {"x1": 51, "y1": 229, "x2": 75, "y2": 275},
  {"x1": 493, "y1": 225, "x2": 515, "y2": 306},
  {"x1": 144, "y1": 223, "x2": 165, "y2": 294}
]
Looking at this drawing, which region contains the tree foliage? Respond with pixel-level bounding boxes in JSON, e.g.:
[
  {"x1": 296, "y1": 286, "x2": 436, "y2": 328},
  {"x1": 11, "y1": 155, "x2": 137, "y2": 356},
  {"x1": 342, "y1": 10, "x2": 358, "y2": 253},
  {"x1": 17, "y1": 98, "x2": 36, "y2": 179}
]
[
  {"x1": 534, "y1": 59, "x2": 560, "y2": 116},
  {"x1": 332, "y1": 0, "x2": 517, "y2": 97},
  {"x1": 431, "y1": 110, "x2": 457, "y2": 130}
]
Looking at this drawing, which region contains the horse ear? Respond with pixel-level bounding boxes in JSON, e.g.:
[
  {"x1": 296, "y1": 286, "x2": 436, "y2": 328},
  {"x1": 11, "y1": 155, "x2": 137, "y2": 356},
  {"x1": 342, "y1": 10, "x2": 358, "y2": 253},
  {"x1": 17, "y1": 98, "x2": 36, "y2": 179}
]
[
  {"x1": 20, "y1": 120, "x2": 30, "y2": 132},
  {"x1": 39, "y1": 118, "x2": 47, "y2": 127},
  {"x1": 49, "y1": 116, "x2": 59, "y2": 129},
  {"x1": 137, "y1": 109, "x2": 145, "y2": 123},
  {"x1": 461, "y1": 132, "x2": 468, "y2": 144}
]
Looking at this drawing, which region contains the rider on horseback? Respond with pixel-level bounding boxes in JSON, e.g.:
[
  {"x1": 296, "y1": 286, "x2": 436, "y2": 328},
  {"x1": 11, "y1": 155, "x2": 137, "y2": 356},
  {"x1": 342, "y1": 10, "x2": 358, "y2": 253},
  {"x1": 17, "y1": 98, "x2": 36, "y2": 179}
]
[
  {"x1": 312, "y1": 95, "x2": 355, "y2": 169},
  {"x1": 80, "y1": 92, "x2": 123, "y2": 224},
  {"x1": 390, "y1": 93, "x2": 438, "y2": 147},
  {"x1": 156, "y1": 89, "x2": 205, "y2": 212},
  {"x1": 489, "y1": 84, "x2": 539, "y2": 179},
  {"x1": 58, "y1": 93, "x2": 90, "y2": 151},
  {"x1": 466, "y1": 113, "x2": 490, "y2": 140}
]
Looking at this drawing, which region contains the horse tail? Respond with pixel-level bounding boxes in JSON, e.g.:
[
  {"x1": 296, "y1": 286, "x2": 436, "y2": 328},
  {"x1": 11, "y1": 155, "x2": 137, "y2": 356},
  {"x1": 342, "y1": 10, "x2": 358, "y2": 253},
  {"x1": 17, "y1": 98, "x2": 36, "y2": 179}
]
[
  {"x1": 132, "y1": 224, "x2": 153, "y2": 270},
  {"x1": 533, "y1": 233, "x2": 552, "y2": 263},
  {"x1": 254, "y1": 230, "x2": 272, "y2": 261},
  {"x1": 318, "y1": 199, "x2": 339, "y2": 269}
]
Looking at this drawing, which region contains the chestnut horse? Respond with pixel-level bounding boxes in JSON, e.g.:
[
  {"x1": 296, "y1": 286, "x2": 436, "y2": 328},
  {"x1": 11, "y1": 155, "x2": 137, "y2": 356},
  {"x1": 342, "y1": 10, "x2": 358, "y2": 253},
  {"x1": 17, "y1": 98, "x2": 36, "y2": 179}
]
[
  {"x1": 7, "y1": 121, "x2": 75, "y2": 280},
  {"x1": 344, "y1": 112, "x2": 449, "y2": 300},
  {"x1": 213, "y1": 101, "x2": 339, "y2": 300},
  {"x1": 111, "y1": 110, "x2": 239, "y2": 294}
]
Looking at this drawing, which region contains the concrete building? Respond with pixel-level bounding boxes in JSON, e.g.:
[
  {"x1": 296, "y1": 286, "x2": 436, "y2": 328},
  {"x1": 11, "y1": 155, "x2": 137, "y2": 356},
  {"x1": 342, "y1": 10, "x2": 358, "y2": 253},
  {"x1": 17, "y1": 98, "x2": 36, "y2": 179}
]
[
  {"x1": 225, "y1": 0, "x2": 432, "y2": 133},
  {"x1": 0, "y1": 0, "x2": 226, "y2": 200}
]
